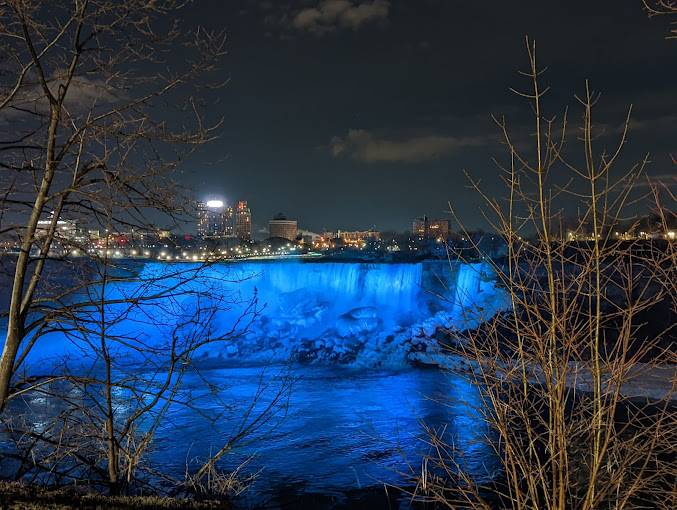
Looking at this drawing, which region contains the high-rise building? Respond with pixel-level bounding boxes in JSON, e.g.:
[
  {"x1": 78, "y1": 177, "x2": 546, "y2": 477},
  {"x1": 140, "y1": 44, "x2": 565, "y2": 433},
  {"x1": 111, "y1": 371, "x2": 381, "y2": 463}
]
[
  {"x1": 234, "y1": 200, "x2": 252, "y2": 240},
  {"x1": 223, "y1": 206, "x2": 234, "y2": 237},
  {"x1": 268, "y1": 213, "x2": 298, "y2": 241},
  {"x1": 197, "y1": 200, "x2": 231, "y2": 238},
  {"x1": 413, "y1": 216, "x2": 450, "y2": 240}
]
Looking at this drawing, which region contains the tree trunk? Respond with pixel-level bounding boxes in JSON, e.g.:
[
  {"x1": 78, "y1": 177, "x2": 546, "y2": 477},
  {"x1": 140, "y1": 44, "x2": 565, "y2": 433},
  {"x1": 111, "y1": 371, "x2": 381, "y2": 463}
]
[
  {"x1": 0, "y1": 106, "x2": 60, "y2": 411},
  {"x1": 0, "y1": 324, "x2": 23, "y2": 411}
]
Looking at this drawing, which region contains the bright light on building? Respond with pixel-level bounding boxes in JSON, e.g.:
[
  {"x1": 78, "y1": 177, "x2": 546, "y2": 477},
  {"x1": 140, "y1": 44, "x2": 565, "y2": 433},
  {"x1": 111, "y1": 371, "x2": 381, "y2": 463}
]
[{"x1": 206, "y1": 200, "x2": 224, "y2": 208}]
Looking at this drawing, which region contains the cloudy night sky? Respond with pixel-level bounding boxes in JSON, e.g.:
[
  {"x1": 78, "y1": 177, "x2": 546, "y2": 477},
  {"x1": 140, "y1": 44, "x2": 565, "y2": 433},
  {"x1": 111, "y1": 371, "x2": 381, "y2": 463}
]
[{"x1": 177, "y1": 0, "x2": 675, "y2": 233}]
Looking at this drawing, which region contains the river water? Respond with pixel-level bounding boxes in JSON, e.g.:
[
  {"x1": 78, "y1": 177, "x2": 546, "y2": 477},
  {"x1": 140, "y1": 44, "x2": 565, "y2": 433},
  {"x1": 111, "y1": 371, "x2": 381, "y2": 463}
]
[{"x1": 160, "y1": 365, "x2": 498, "y2": 507}]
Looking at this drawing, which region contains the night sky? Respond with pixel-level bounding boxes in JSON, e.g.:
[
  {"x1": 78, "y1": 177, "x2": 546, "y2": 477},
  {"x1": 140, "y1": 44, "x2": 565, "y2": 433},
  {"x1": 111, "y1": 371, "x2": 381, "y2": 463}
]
[{"x1": 178, "y1": 0, "x2": 675, "y2": 233}]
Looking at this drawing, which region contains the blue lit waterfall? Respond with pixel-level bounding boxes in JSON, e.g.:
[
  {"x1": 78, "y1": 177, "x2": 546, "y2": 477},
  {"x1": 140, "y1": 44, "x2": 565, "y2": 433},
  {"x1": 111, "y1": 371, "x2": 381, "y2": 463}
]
[{"x1": 17, "y1": 260, "x2": 509, "y2": 369}]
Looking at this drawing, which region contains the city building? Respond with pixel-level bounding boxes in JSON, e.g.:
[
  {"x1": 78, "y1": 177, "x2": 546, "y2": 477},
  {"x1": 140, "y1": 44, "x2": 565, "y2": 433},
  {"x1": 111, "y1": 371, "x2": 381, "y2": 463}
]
[
  {"x1": 234, "y1": 200, "x2": 252, "y2": 240},
  {"x1": 197, "y1": 200, "x2": 232, "y2": 238},
  {"x1": 313, "y1": 230, "x2": 379, "y2": 249},
  {"x1": 224, "y1": 207, "x2": 234, "y2": 236},
  {"x1": 36, "y1": 213, "x2": 86, "y2": 244},
  {"x1": 298, "y1": 229, "x2": 321, "y2": 245},
  {"x1": 337, "y1": 230, "x2": 380, "y2": 246},
  {"x1": 412, "y1": 216, "x2": 450, "y2": 240},
  {"x1": 412, "y1": 217, "x2": 426, "y2": 238},
  {"x1": 268, "y1": 213, "x2": 298, "y2": 241}
]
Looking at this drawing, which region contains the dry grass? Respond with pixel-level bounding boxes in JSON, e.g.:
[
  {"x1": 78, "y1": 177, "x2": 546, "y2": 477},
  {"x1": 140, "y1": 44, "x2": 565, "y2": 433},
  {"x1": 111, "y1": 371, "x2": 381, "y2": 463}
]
[{"x1": 0, "y1": 481, "x2": 231, "y2": 510}]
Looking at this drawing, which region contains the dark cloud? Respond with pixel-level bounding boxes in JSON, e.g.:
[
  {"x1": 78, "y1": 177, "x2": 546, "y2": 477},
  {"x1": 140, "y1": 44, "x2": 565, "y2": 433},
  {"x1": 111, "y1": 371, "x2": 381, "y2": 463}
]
[
  {"x1": 632, "y1": 173, "x2": 677, "y2": 189},
  {"x1": 290, "y1": 0, "x2": 390, "y2": 35},
  {"x1": 329, "y1": 129, "x2": 485, "y2": 163},
  {"x1": 0, "y1": 75, "x2": 118, "y2": 124}
]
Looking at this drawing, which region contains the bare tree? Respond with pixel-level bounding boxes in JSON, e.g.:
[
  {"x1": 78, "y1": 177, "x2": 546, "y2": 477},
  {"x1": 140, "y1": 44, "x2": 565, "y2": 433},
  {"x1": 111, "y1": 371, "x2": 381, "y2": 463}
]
[
  {"x1": 1, "y1": 244, "x2": 295, "y2": 495},
  {"x1": 0, "y1": 0, "x2": 226, "y2": 410},
  {"x1": 643, "y1": 1, "x2": 677, "y2": 39},
  {"x1": 412, "y1": 38, "x2": 676, "y2": 509}
]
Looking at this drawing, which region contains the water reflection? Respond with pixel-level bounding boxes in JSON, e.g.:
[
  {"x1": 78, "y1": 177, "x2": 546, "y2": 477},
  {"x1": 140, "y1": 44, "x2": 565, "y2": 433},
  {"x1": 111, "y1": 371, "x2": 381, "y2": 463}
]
[{"x1": 2, "y1": 365, "x2": 498, "y2": 507}]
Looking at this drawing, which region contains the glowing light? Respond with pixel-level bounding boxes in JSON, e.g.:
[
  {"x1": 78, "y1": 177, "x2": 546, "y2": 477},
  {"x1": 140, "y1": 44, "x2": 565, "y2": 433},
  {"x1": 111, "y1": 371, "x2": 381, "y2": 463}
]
[{"x1": 206, "y1": 200, "x2": 224, "y2": 208}]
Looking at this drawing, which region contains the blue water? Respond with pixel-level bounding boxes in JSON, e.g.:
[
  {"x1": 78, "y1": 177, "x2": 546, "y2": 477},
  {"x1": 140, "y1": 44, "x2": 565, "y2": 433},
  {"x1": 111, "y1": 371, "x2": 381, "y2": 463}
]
[
  {"x1": 7, "y1": 364, "x2": 499, "y2": 507},
  {"x1": 1, "y1": 260, "x2": 508, "y2": 507},
  {"x1": 176, "y1": 364, "x2": 498, "y2": 496}
]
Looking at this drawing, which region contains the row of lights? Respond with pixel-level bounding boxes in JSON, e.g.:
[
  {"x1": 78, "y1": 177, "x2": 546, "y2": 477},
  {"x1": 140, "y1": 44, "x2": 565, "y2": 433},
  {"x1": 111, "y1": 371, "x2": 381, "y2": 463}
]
[
  {"x1": 65, "y1": 245, "x2": 301, "y2": 260},
  {"x1": 156, "y1": 244, "x2": 299, "y2": 261}
]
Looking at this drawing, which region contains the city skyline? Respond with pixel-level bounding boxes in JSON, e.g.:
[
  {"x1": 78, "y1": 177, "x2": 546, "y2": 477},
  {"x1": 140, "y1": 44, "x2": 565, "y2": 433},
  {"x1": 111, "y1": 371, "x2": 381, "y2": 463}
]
[{"x1": 194, "y1": 195, "x2": 419, "y2": 236}]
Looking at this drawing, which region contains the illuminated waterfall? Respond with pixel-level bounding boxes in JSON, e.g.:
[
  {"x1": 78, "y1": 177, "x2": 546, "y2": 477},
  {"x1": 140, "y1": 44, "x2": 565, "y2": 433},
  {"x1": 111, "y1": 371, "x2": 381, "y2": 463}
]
[{"x1": 11, "y1": 260, "x2": 509, "y2": 368}]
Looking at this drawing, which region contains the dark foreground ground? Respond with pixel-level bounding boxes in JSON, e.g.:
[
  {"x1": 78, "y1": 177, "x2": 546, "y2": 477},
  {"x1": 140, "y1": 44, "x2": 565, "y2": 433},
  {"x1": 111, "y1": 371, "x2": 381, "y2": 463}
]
[
  {"x1": 0, "y1": 482, "x2": 415, "y2": 510},
  {"x1": 0, "y1": 482, "x2": 231, "y2": 510}
]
